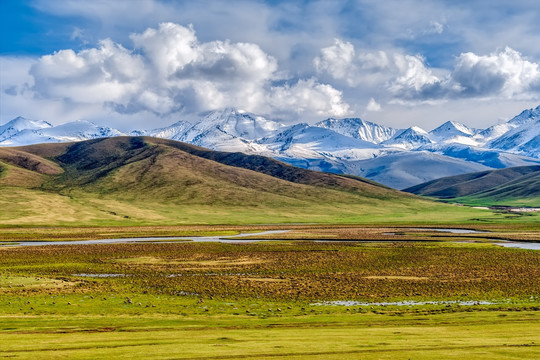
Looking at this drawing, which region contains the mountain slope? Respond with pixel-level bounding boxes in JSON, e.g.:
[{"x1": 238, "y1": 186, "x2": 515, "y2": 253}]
[
  {"x1": 383, "y1": 126, "x2": 432, "y2": 149},
  {"x1": 0, "y1": 117, "x2": 53, "y2": 144},
  {"x1": 457, "y1": 171, "x2": 540, "y2": 206},
  {"x1": 315, "y1": 117, "x2": 396, "y2": 143},
  {"x1": 0, "y1": 136, "x2": 497, "y2": 225},
  {"x1": 404, "y1": 165, "x2": 540, "y2": 202}
]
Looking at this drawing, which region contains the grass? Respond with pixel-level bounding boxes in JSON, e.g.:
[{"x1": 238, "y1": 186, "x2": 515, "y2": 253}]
[
  {"x1": 0, "y1": 239, "x2": 539, "y2": 359},
  {"x1": 2, "y1": 186, "x2": 539, "y2": 226},
  {"x1": 1, "y1": 311, "x2": 538, "y2": 359},
  {"x1": 452, "y1": 195, "x2": 540, "y2": 207}
]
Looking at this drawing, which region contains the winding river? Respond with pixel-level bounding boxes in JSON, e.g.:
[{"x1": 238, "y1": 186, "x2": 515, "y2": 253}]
[{"x1": 1, "y1": 228, "x2": 538, "y2": 250}]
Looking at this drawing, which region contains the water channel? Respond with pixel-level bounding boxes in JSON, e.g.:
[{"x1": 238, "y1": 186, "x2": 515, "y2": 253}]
[{"x1": 1, "y1": 228, "x2": 538, "y2": 250}]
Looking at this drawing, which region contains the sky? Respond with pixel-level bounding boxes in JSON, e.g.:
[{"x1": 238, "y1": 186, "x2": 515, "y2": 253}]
[{"x1": 1, "y1": 0, "x2": 539, "y2": 131}]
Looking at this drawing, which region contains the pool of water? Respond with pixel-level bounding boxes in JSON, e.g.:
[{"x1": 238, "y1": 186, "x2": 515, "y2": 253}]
[{"x1": 313, "y1": 300, "x2": 497, "y2": 307}]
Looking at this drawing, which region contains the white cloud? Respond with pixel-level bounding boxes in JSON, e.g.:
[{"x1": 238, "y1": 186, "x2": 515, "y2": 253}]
[
  {"x1": 315, "y1": 40, "x2": 445, "y2": 99},
  {"x1": 427, "y1": 20, "x2": 444, "y2": 35},
  {"x1": 366, "y1": 98, "x2": 381, "y2": 112},
  {"x1": 451, "y1": 47, "x2": 540, "y2": 98},
  {"x1": 268, "y1": 78, "x2": 350, "y2": 118},
  {"x1": 315, "y1": 40, "x2": 540, "y2": 103},
  {"x1": 22, "y1": 22, "x2": 348, "y2": 122},
  {"x1": 30, "y1": 39, "x2": 145, "y2": 104},
  {"x1": 313, "y1": 39, "x2": 358, "y2": 86}
]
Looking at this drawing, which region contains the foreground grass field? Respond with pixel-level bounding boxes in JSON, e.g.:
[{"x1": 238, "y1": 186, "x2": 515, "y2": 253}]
[
  {"x1": 1, "y1": 236, "x2": 539, "y2": 359},
  {"x1": 4, "y1": 186, "x2": 539, "y2": 226},
  {"x1": 1, "y1": 310, "x2": 538, "y2": 359}
]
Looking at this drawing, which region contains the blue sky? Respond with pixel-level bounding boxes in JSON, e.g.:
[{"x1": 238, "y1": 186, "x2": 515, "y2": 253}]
[{"x1": 1, "y1": 0, "x2": 539, "y2": 131}]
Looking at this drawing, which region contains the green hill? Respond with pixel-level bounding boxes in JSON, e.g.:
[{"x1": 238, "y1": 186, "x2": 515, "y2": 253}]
[
  {"x1": 0, "y1": 136, "x2": 505, "y2": 225},
  {"x1": 404, "y1": 166, "x2": 540, "y2": 206}
]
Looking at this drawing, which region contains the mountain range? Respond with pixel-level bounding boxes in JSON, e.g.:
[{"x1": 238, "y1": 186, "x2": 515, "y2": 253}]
[{"x1": 1, "y1": 105, "x2": 539, "y2": 189}]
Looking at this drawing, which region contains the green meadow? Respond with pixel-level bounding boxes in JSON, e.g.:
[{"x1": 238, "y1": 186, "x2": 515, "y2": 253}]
[{"x1": 1, "y1": 239, "x2": 539, "y2": 359}]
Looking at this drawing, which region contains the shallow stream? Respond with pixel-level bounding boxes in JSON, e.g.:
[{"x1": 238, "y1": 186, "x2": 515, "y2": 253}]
[{"x1": 2, "y1": 228, "x2": 538, "y2": 250}]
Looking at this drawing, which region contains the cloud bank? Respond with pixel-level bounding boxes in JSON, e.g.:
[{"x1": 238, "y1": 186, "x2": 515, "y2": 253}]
[
  {"x1": 25, "y1": 23, "x2": 350, "y2": 123},
  {"x1": 2, "y1": 0, "x2": 540, "y2": 130},
  {"x1": 315, "y1": 40, "x2": 540, "y2": 103}
]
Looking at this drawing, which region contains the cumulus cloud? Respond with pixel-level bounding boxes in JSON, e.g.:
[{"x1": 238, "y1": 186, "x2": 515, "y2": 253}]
[
  {"x1": 31, "y1": 39, "x2": 146, "y2": 106},
  {"x1": 315, "y1": 40, "x2": 540, "y2": 103},
  {"x1": 313, "y1": 39, "x2": 358, "y2": 85},
  {"x1": 26, "y1": 22, "x2": 349, "y2": 121},
  {"x1": 451, "y1": 47, "x2": 540, "y2": 98},
  {"x1": 268, "y1": 78, "x2": 350, "y2": 117},
  {"x1": 314, "y1": 39, "x2": 444, "y2": 98},
  {"x1": 366, "y1": 98, "x2": 381, "y2": 112}
]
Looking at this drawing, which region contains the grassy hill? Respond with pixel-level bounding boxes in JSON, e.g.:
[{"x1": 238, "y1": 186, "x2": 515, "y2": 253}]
[
  {"x1": 404, "y1": 166, "x2": 540, "y2": 207},
  {"x1": 0, "y1": 136, "x2": 514, "y2": 225}
]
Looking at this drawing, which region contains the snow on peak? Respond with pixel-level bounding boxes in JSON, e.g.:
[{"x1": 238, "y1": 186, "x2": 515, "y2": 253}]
[
  {"x1": 507, "y1": 105, "x2": 540, "y2": 126},
  {"x1": 44, "y1": 120, "x2": 124, "y2": 140},
  {"x1": 430, "y1": 120, "x2": 475, "y2": 139},
  {"x1": 488, "y1": 113, "x2": 540, "y2": 158},
  {"x1": 146, "y1": 120, "x2": 192, "y2": 140},
  {"x1": 0, "y1": 117, "x2": 53, "y2": 142},
  {"x1": 183, "y1": 108, "x2": 283, "y2": 142},
  {"x1": 315, "y1": 117, "x2": 396, "y2": 143},
  {"x1": 382, "y1": 126, "x2": 432, "y2": 149},
  {"x1": 0, "y1": 116, "x2": 52, "y2": 131},
  {"x1": 260, "y1": 122, "x2": 378, "y2": 156}
]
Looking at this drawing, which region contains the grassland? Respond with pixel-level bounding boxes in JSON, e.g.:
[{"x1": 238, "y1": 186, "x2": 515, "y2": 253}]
[
  {"x1": 1, "y1": 138, "x2": 539, "y2": 358},
  {"x1": 1, "y1": 239, "x2": 539, "y2": 359}
]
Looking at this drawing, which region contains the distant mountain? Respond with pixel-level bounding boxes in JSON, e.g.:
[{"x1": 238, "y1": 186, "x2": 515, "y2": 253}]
[
  {"x1": 430, "y1": 120, "x2": 475, "y2": 138},
  {"x1": 419, "y1": 143, "x2": 540, "y2": 169},
  {"x1": 339, "y1": 150, "x2": 491, "y2": 189},
  {"x1": 141, "y1": 120, "x2": 193, "y2": 140},
  {"x1": 260, "y1": 123, "x2": 378, "y2": 157},
  {"x1": 0, "y1": 117, "x2": 52, "y2": 144},
  {"x1": 382, "y1": 126, "x2": 433, "y2": 149},
  {"x1": 178, "y1": 108, "x2": 282, "y2": 153},
  {"x1": 0, "y1": 119, "x2": 124, "y2": 146},
  {"x1": 404, "y1": 166, "x2": 540, "y2": 206},
  {"x1": 487, "y1": 108, "x2": 540, "y2": 158},
  {"x1": 315, "y1": 117, "x2": 396, "y2": 143},
  {"x1": 2, "y1": 105, "x2": 539, "y2": 189}
]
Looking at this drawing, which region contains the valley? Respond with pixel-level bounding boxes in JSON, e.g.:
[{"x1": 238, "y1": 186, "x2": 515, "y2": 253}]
[{"x1": 0, "y1": 135, "x2": 538, "y2": 359}]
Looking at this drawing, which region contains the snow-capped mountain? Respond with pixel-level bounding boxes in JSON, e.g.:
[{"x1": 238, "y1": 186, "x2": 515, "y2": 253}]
[
  {"x1": 1, "y1": 105, "x2": 539, "y2": 189},
  {"x1": 182, "y1": 108, "x2": 283, "y2": 142},
  {"x1": 178, "y1": 108, "x2": 283, "y2": 154},
  {"x1": 382, "y1": 126, "x2": 433, "y2": 150},
  {"x1": 344, "y1": 151, "x2": 492, "y2": 189},
  {"x1": 142, "y1": 120, "x2": 193, "y2": 140},
  {"x1": 487, "y1": 106, "x2": 540, "y2": 158},
  {"x1": 427, "y1": 120, "x2": 481, "y2": 146},
  {"x1": 0, "y1": 120, "x2": 125, "y2": 146},
  {"x1": 429, "y1": 121, "x2": 475, "y2": 139},
  {"x1": 420, "y1": 143, "x2": 540, "y2": 169},
  {"x1": 315, "y1": 117, "x2": 396, "y2": 144},
  {"x1": 0, "y1": 116, "x2": 52, "y2": 143}
]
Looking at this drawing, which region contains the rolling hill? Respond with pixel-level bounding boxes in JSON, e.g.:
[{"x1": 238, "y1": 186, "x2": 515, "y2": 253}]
[
  {"x1": 0, "y1": 136, "x2": 498, "y2": 225},
  {"x1": 404, "y1": 166, "x2": 540, "y2": 206}
]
